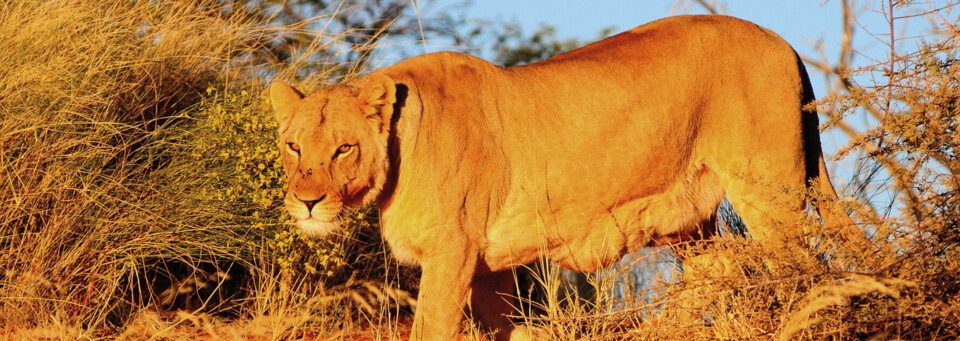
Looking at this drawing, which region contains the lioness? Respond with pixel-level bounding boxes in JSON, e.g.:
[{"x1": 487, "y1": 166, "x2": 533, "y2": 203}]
[{"x1": 270, "y1": 15, "x2": 862, "y2": 340}]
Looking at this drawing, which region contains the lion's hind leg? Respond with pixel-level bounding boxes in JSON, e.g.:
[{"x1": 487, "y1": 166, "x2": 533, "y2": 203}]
[
  {"x1": 717, "y1": 168, "x2": 808, "y2": 249},
  {"x1": 712, "y1": 156, "x2": 811, "y2": 277},
  {"x1": 643, "y1": 164, "x2": 732, "y2": 280},
  {"x1": 641, "y1": 170, "x2": 732, "y2": 322},
  {"x1": 668, "y1": 213, "x2": 740, "y2": 322}
]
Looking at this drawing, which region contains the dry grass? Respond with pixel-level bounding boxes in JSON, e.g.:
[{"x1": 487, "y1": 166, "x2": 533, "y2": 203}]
[
  {"x1": 2, "y1": 0, "x2": 958, "y2": 339},
  {"x1": 1, "y1": 0, "x2": 261, "y2": 330}
]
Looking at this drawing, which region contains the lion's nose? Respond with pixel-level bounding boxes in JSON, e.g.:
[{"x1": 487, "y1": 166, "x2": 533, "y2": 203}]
[{"x1": 299, "y1": 194, "x2": 326, "y2": 211}]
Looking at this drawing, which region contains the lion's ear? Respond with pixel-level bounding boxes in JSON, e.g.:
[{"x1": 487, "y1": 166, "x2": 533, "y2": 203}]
[
  {"x1": 358, "y1": 74, "x2": 397, "y2": 132},
  {"x1": 269, "y1": 81, "x2": 303, "y2": 128}
]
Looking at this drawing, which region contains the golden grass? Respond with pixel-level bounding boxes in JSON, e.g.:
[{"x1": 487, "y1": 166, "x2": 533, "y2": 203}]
[{"x1": 0, "y1": 0, "x2": 265, "y2": 330}]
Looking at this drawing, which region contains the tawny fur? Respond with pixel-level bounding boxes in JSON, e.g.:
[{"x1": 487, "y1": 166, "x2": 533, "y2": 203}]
[{"x1": 269, "y1": 15, "x2": 861, "y2": 341}]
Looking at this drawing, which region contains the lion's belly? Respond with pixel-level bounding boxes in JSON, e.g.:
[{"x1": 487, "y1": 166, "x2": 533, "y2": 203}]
[
  {"x1": 481, "y1": 165, "x2": 724, "y2": 273},
  {"x1": 480, "y1": 200, "x2": 654, "y2": 273}
]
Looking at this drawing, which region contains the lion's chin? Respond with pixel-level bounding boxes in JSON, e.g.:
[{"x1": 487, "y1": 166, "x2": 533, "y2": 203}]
[{"x1": 295, "y1": 218, "x2": 339, "y2": 238}]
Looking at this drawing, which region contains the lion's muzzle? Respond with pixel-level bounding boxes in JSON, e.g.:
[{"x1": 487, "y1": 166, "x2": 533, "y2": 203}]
[{"x1": 284, "y1": 192, "x2": 342, "y2": 237}]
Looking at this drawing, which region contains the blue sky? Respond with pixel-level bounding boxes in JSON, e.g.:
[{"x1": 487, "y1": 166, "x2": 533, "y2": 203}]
[
  {"x1": 422, "y1": 1, "x2": 870, "y2": 67},
  {"x1": 398, "y1": 1, "x2": 914, "y2": 103},
  {"x1": 453, "y1": 1, "x2": 849, "y2": 56}
]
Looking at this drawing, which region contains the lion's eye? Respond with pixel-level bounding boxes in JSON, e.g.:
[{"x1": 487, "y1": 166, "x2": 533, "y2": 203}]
[
  {"x1": 286, "y1": 142, "x2": 300, "y2": 153},
  {"x1": 334, "y1": 144, "x2": 353, "y2": 158}
]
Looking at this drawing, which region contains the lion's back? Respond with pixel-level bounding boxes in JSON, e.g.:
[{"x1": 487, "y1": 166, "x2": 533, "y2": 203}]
[{"x1": 525, "y1": 15, "x2": 792, "y2": 70}]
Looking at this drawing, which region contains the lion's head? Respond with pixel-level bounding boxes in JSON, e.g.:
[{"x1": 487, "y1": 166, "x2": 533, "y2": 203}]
[{"x1": 269, "y1": 75, "x2": 397, "y2": 237}]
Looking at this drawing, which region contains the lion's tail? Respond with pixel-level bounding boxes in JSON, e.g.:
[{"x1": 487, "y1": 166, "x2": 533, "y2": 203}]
[
  {"x1": 796, "y1": 51, "x2": 872, "y2": 250},
  {"x1": 813, "y1": 152, "x2": 884, "y2": 258},
  {"x1": 813, "y1": 154, "x2": 857, "y2": 235}
]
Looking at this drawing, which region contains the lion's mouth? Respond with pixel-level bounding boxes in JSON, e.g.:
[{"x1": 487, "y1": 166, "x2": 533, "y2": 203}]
[
  {"x1": 283, "y1": 192, "x2": 344, "y2": 237},
  {"x1": 295, "y1": 217, "x2": 340, "y2": 237}
]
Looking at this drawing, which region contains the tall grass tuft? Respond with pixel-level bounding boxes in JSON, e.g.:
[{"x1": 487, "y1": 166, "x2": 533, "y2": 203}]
[{"x1": 0, "y1": 0, "x2": 283, "y2": 332}]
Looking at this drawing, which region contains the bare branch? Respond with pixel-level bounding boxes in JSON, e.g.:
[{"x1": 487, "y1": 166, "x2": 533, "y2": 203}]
[
  {"x1": 694, "y1": 0, "x2": 723, "y2": 14},
  {"x1": 670, "y1": 0, "x2": 727, "y2": 15}
]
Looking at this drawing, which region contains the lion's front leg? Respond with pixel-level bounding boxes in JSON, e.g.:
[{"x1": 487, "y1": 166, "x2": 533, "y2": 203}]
[{"x1": 411, "y1": 245, "x2": 477, "y2": 340}]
